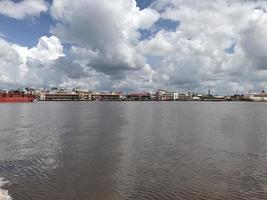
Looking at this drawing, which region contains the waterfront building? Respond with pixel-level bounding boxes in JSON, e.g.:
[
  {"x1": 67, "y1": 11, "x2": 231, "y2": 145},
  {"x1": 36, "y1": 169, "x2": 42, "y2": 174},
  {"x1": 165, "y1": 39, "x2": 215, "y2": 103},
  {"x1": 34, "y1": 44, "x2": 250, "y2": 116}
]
[
  {"x1": 173, "y1": 93, "x2": 179, "y2": 100},
  {"x1": 126, "y1": 92, "x2": 151, "y2": 101},
  {"x1": 37, "y1": 92, "x2": 46, "y2": 101},
  {"x1": 73, "y1": 89, "x2": 92, "y2": 101},
  {"x1": 156, "y1": 90, "x2": 166, "y2": 100},
  {"x1": 214, "y1": 95, "x2": 227, "y2": 101},
  {"x1": 230, "y1": 94, "x2": 242, "y2": 101},
  {"x1": 45, "y1": 93, "x2": 80, "y2": 101},
  {"x1": 248, "y1": 91, "x2": 267, "y2": 102},
  {"x1": 192, "y1": 96, "x2": 200, "y2": 101},
  {"x1": 177, "y1": 93, "x2": 190, "y2": 101},
  {"x1": 242, "y1": 93, "x2": 257, "y2": 101},
  {"x1": 78, "y1": 92, "x2": 92, "y2": 101},
  {"x1": 91, "y1": 92, "x2": 123, "y2": 101},
  {"x1": 156, "y1": 90, "x2": 176, "y2": 101},
  {"x1": 150, "y1": 93, "x2": 157, "y2": 101},
  {"x1": 163, "y1": 92, "x2": 174, "y2": 100},
  {"x1": 5, "y1": 87, "x2": 267, "y2": 102}
]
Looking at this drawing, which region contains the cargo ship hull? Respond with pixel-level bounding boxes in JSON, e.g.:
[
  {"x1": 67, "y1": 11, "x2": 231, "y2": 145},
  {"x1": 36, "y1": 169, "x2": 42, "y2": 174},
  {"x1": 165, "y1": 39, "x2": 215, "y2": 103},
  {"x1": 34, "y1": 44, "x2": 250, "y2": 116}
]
[{"x1": 0, "y1": 94, "x2": 34, "y2": 103}]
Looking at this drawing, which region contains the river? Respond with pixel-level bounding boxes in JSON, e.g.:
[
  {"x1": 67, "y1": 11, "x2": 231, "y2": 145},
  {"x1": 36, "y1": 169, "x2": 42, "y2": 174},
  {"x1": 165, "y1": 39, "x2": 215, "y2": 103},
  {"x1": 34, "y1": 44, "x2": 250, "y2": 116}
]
[{"x1": 1, "y1": 101, "x2": 267, "y2": 200}]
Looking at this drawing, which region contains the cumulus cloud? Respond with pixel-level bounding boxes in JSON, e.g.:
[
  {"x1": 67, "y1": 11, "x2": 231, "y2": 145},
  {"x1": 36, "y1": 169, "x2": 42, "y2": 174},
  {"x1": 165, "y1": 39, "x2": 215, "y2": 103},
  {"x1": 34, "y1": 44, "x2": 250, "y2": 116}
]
[
  {"x1": 0, "y1": 35, "x2": 93, "y2": 88},
  {"x1": 2, "y1": 0, "x2": 267, "y2": 93},
  {"x1": 47, "y1": 0, "x2": 267, "y2": 93},
  {"x1": 30, "y1": 36, "x2": 64, "y2": 63},
  {"x1": 140, "y1": 0, "x2": 267, "y2": 93},
  {"x1": 0, "y1": 38, "x2": 22, "y2": 87},
  {"x1": 0, "y1": 0, "x2": 48, "y2": 20},
  {"x1": 50, "y1": 0, "x2": 159, "y2": 79}
]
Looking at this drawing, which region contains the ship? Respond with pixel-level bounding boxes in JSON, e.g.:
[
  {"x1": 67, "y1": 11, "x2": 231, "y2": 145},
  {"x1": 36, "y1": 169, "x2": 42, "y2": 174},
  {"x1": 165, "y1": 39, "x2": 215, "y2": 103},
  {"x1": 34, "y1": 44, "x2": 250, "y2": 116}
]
[{"x1": 0, "y1": 91, "x2": 35, "y2": 103}]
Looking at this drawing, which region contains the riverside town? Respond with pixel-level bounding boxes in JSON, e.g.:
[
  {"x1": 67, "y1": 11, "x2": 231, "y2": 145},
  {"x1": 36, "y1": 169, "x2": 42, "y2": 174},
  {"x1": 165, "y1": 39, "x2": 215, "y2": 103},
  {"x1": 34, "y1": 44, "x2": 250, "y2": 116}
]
[{"x1": 1, "y1": 88, "x2": 267, "y2": 102}]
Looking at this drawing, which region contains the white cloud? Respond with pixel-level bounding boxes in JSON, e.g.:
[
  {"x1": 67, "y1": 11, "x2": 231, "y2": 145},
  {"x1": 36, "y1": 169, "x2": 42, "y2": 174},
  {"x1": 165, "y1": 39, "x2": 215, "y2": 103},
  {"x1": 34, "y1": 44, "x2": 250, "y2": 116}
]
[
  {"x1": 139, "y1": 0, "x2": 267, "y2": 93},
  {"x1": 0, "y1": 35, "x2": 83, "y2": 88},
  {"x1": 3, "y1": 0, "x2": 267, "y2": 93},
  {"x1": 139, "y1": 8, "x2": 160, "y2": 29},
  {"x1": 29, "y1": 36, "x2": 64, "y2": 63},
  {"x1": 138, "y1": 30, "x2": 174, "y2": 56},
  {"x1": 0, "y1": 0, "x2": 48, "y2": 20},
  {"x1": 48, "y1": 0, "x2": 267, "y2": 93},
  {"x1": 0, "y1": 38, "x2": 22, "y2": 86},
  {"x1": 50, "y1": 0, "x2": 158, "y2": 77}
]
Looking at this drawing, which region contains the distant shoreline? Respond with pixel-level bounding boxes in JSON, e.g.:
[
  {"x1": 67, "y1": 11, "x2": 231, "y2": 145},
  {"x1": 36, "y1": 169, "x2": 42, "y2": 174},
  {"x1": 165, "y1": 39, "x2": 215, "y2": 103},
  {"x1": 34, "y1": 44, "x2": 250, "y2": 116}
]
[{"x1": 35, "y1": 100, "x2": 265, "y2": 102}]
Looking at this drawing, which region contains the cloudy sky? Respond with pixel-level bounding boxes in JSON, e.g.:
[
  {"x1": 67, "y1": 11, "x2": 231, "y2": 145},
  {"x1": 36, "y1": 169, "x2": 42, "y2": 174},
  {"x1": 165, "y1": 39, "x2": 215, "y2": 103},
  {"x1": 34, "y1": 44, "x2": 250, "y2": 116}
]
[{"x1": 1, "y1": 0, "x2": 267, "y2": 94}]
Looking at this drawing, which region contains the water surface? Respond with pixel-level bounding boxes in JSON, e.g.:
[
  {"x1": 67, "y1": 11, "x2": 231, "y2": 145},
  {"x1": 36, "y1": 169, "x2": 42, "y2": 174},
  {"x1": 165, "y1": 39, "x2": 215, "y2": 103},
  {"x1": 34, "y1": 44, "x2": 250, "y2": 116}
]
[{"x1": 1, "y1": 102, "x2": 267, "y2": 200}]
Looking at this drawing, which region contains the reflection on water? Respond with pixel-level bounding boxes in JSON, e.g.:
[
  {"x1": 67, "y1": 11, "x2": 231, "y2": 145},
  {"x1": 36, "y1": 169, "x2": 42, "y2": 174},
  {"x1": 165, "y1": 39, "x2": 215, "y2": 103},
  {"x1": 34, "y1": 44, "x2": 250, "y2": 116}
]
[{"x1": 1, "y1": 102, "x2": 267, "y2": 199}]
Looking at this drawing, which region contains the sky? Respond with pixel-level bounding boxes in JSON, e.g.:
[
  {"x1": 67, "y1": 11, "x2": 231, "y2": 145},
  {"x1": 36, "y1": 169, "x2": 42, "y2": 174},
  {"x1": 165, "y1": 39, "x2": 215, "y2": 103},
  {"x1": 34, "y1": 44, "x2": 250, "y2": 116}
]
[{"x1": 1, "y1": 0, "x2": 267, "y2": 94}]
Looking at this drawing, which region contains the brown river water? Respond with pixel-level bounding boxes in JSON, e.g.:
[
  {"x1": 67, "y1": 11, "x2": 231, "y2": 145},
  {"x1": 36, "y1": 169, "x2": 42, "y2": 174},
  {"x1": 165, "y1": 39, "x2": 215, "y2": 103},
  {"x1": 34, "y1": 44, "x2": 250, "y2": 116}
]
[{"x1": 1, "y1": 101, "x2": 267, "y2": 200}]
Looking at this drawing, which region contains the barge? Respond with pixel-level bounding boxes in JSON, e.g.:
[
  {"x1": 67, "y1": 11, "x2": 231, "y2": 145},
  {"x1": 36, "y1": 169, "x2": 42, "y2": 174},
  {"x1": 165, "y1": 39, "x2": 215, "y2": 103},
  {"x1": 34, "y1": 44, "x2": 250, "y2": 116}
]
[{"x1": 0, "y1": 91, "x2": 34, "y2": 103}]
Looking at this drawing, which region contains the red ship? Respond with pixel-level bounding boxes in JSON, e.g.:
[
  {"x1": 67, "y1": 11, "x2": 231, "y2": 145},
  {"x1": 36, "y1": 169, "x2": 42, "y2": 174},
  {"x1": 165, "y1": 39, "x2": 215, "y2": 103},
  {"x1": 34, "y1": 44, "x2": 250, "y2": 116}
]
[{"x1": 0, "y1": 91, "x2": 35, "y2": 103}]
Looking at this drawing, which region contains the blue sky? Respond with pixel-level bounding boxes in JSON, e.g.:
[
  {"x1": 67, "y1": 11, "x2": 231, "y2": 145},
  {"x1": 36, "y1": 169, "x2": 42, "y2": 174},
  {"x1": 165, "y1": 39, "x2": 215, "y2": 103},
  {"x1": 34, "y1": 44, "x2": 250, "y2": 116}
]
[
  {"x1": 0, "y1": 0, "x2": 168, "y2": 47},
  {"x1": 0, "y1": 0, "x2": 151, "y2": 47},
  {"x1": 0, "y1": 0, "x2": 267, "y2": 94},
  {"x1": 136, "y1": 0, "x2": 155, "y2": 10},
  {"x1": 0, "y1": 12, "x2": 53, "y2": 46}
]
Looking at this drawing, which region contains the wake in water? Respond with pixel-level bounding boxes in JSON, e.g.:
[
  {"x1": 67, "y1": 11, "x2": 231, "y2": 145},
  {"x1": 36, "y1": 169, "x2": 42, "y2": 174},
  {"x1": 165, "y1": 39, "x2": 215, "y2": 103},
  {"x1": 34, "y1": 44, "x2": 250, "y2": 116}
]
[{"x1": 0, "y1": 178, "x2": 12, "y2": 200}]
